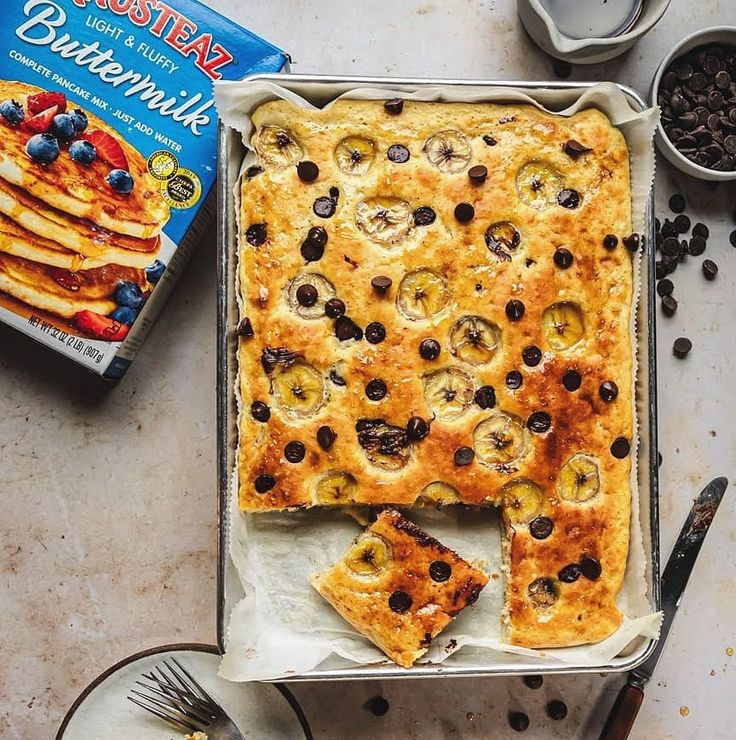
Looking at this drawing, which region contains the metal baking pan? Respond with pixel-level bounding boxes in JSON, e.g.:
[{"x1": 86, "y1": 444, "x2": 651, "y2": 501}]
[{"x1": 217, "y1": 75, "x2": 659, "y2": 679}]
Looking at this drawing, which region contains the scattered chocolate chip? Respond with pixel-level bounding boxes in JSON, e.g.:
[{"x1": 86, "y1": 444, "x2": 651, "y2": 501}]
[
  {"x1": 429, "y1": 560, "x2": 452, "y2": 582},
  {"x1": 599, "y1": 380, "x2": 619, "y2": 402},
  {"x1": 662, "y1": 294, "x2": 678, "y2": 316},
  {"x1": 692, "y1": 222, "x2": 709, "y2": 239},
  {"x1": 558, "y1": 563, "x2": 581, "y2": 583},
  {"x1": 554, "y1": 247, "x2": 573, "y2": 269},
  {"x1": 731, "y1": 230, "x2": 736, "y2": 248},
  {"x1": 673, "y1": 336, "x2": 692, "y2": 358},
  {"x1": 580, "y1": 556, "x2": 602, "y2": 581},
  {"x1": 552, "y1": 58, "x2": 572, "y2": 79},
  {"x1": 530, "y1": 517, "x2": 554, "y2": 540},
  {"x1": 325, "y1": 297, "x2": 346, "y2": 318},
  {"x1": 387, "y1": 144, "x2": 410, "y2": 163},
  {"x1": 255, "y1": 474, "x2": 275, "y2": 493},
  {"x1": 562, "y1": 139, "x2": 592, "y2": 158},
  {"x1": 245, "y1": 165, "x2": 263, "y2": 178},
  {"x1": 505, "y1": 299, "x2": 525, "y2": 321},
  {"x1": 669, "y1": 193, "x2": 686, "y2": 213},
  {"x1": 506, "y1": 370, "x2": 523, "y2": 389},
  {"x1": 623, "y1": 233, "x2": 640, "y2": 251},
  {"x1": 406, "y1": 416, "x2": 429, "y2": 441},
  {"x1": 523, "y1": 675, "x2": 543, "y2": 689},
  {"x1": 655, "y1": 261, "x2": 667, "y2": 280},
  {"x1": 371, "y1": 275, "x2": 393, "y2": 294},
  {"x1": 688, "y1": 236, "x2": 706, "y2": 255},
  {"x1": 419, "y1": 338, "x2": 441, "y2": 360},
  {"x1": 603, "y1": 234, "x2": 618, "y2": 250},
  {"x1": 296, "y1": 283, "x2": 318, "y2": 307},
  {"x1": 509, "y1": 711, "x2": 530, "y2": 733},
  {"x1": 297, "y1": 160, "x2": 319, "y2": 182},
  {"x1": 366, "y1": 696, "x2": 389, "y2": 716},
  {"x1": 313, "y1": 196, "x2": 336, "y2": 218},
  {"x1": 703, "y1": 259, "x2": 719, "y2": 279},
  {"x1": 454, "y1": 447, "x2": 475, "y2": 466},
  {"x1": 557, "y1": 188, "x2": 580, "y2": 209},
  {"x1": 300, "y1": 238, "x2": 324, "y2": 262},
  {"x1": 335, "y1": 316, "x2": 362, "y2": 341},
  {"x1": 468, "y1": 164, "x2": 488, "y2": 184},
  {"x1": 384, "y1": 98, "x2": 404, "y2": 115},
  {"x1": 656, "y1": 278, "x2": 674, "y2": 297},
  {"x1": 547, "y1": 700, "x2": 568, "y2": 721},
  {"x1": 662, "y1": 236, "x2": 680, "y2": 257},
  {"x1": 474, "y1": 385, "x2": 496, "y2": 410},
  {"x1": 388, "y1": 590, "x2": 412, "y2": 613},
  {"x1": 454, "y1": 202, "x2": 475, "y2": 222},
  {"x1": 527, "y1": 411, "x2": 551, "y2": 433},
  {"x1": 365, "y1": 378, "x2": 387, "y2": 401},
  {"x1": 413, "y1": 206, "x2": 436, "y2": 226},
  {"x1": 246, "y1": 223, "x2": 267, "y2": 246},
  {"x1": 482, "y1": 134, "x2": 498, "y2": 146},
  {"x1": 236, "y1": 317, "x2": 254, "y2": 338},
  {"x1": 522, "y1": 345, "x2": 542, "y2": 367},
  {"x1": 364, "y1": 321, "x2": 386, "y2": 344},
  {"x1": 674, "y1": 214, "x2": 691, "y2": 233},
  {"x1": 261, "y1": 347, "x2": 301, "y2": 373},
  {"x1": 284, "y1": 441, "x2": 306, "y2": 463},
  {"x1": 562, "y1": 369, "x2": 581, "y2": 392},
  {"x1": 661, "y1": 219, "x2": 678, "y2": 237},
  {"x1": 250, "y1": 401, "x2": 270, "y2": 422},
  {"x1": 611, "y1": 437, "x2": 631, "y2": 459},
  {"x1": 317, "y1": 425, "x2": 337, "y2": 451},
  {"x1": 329, "y1": 369, "x2": 346, "y2": 386}
]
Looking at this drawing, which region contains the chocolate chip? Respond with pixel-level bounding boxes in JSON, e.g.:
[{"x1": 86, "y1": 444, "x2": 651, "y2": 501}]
[
  {"x1": 236, "y1": 317, "x2": 254, "y2": 338},
  {"x1": 454, "y1": 447, "x2": 475, "y2": 466},
  {"x1": 509, "y1": 711, "x2": 530, "y2": 732},
  {"x1": 703, "y1": 259, "x2": 718, "y2": 279},
  {"x1": 623, "y1": 233, "x2": 640, "y2": 251},
  {"x1": 662, "y1": 295, "x2": 678, "y2": 316},
  {"x1": 329, "y1": 186, "x2": 339, "y2": 201},
  {"x1": 580, "y1": 556, "x2": 602, "y2": 581},
  {"x1": 669, "y1": 193, "x2": 686, "y2": 213},
  {"x1": 661, "y1": 219, "x2": 678, "y2": 237},
  {"x1": 366, "y1": 696, "x2": 389, "y2": 716},
  {"x1": 297, "y1": 160, "x2": 319, "y2": 182},
  {"x1": 599, "y1": 380, "x2": 619, "y2": 402},
  {"x1": 725, "y1": 134, "x2": 736, "y2": 154},
  {"x1": 325, "y1": 297, "x2": 346, "y2": 318},
  {"x1": 335, "y1": 316, "x2": 362, "y2": 341},
  {"x1": 716, "y1": 70, "x2": 731, "y2": 89},
  {"x1": 611, "y1": 437, "x2": 630, "y2": 459},
  {"x1": 482, "y1": 134, "x2": 498, "y2": 146},
  {"x1": 313, "y1": 196, "x2": 336, "y2": 218},
  {"x1": 655, "y1": 261, "x2": 667, "y2": 280},
  {"x1": 255, "y1": 474, "x2": 275, "y2": 493},
  {"x1": 296, "y1": 283, "x2": 318, "y2": 307},
  {"x1": 454, "y1": 202, "x2": 475, "y2": 222},
  {"x1": 731, "y1": 229, "x2": 736, "y2": 248},
  {"x1": 527, "y1": 411, "x2": 551, "y2": 433},
  {"x1": 365, "y1": 321, "x2": 386, "y2": 344},
  {"x1": 468, "y1": 164, "x2": 488, "y2": 183},
  {"x1": 474, "y1": 385, "x2": 496, "y2": 410},
  {"x1": 558, "y1": 563, "x2": 581, "y2": 583},
  {"x1": 419, "y1": 338, "x2": 441, "y2": 360},
  {"x1": 693, "y1": 222, "x2": 709, "y2": 239},
  {"x1": 429, "y1": 560, "x2": 452, "y2": 582},
  {"x1": 523, "y1": 675, "x2": 543, "y2": 689},
  {"x1": 317, "y1": 425, "x2": 337, "y2": 451},
  {"x1": 300, "y1": 238, "x2": 324, "y2": 262},
  {"x1": 506, "y1": 370, "x2": 523, "y2": 389},
  {"x1": 562, "y1": 369, "x2": 581, "y2": 392},
  {"x1": 562, "y1": 139, "x2": 592, "y2": 158},
  {"x1": 365, "y1": 378, "x2": 387, "y2": 401},
  {"x1": 557, "y1": 188, "x2": 580, "y2": 209},
  {"x1": 708, "y1": 90, "x2": 725, "y2": 111},
  {"x1": 547, "y1": 700, "x2": 568, "y2": 721},
  {"x1": 413, "y1": 206, "x2": 436, "y2": 226},
  {"x1": 384, "y1": 98, "x2": 404, "y2": 115},
  {"x1": 250, "y1": 401, "x2": 270, "y2": 422},
  {"x1": 329, "y1": 369, "x2": 346, "y2": 386},
  {"x1": 674, "y1": 214, "x2": 691, "y2": 233},
  {"x1": 661, "y1": 71, "x2": 677, "y2": 91},
  {"x1": 388, "y1": 590, "x2": 412, "y2": 613},
  {"x1": 689, "y1": 72, "x2": 708, "y2": 91},
  {"x1": 603, "y1": 234, "x2": 618, "y2": 250},
  {"x1": 245, "y1": 165, "x2": 263, "y2": 178},
  {"x1": 246, "y1": 223, "x2": 267, "y2": 246},
  {"x1": 552, "y1": 58, "x2": 572, "y2": 79},
  {"x1": 662, "y1": 236, "x2": 680, "y2": 257},
  {"x1": 505, "y1": 299, "x2": 525, "y2": 321},
  {"x1": 673, "y1": 336, "x2": 692, "y2": 358},
  {"x1": 688, "y1": 236, "x2": 707, "y2": 255},
  {"x1": 656, "y1": 278, "x2": 674, "y2": 297},
  {"x1": 522, "y1": 345, "x2": 542, "y2": 367},
  {"x1": 371, "y1": 275, "x2": 393, "y2": 294},
  {"x1": 387, "y1": 144, "x2": 410, "y2": 163},
  {"x1": 530, "y1": 517, "x2": 554, "y2": 540},
  {"x1": 284, "y1": 441, "x2": 305, "y2": 463},
  {"x1": 554, "y1": 247, "x2": 573, "y2": 268},
  {"x1": 406, "y1": 416, "x2": 429, "y2": 441}
]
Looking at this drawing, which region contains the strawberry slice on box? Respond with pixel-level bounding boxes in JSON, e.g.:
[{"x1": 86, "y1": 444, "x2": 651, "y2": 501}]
[
  {"x1": 83, "y1": 129, "x2": 128, "y2": 170},
  {"x1": 21, "y1": 105, "x2": 58, "y2": 134},
  {"x1": 74, "y1": 310, "x2": 130, "y2": 341},
  {"x1": 26, "y1": 90, "x2": 67, "y2": 115}
]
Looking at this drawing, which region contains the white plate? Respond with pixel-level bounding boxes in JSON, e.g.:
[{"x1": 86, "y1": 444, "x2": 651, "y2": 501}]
[{"x1": 55, "y1": 643, "x2": 311, "y2": 740}]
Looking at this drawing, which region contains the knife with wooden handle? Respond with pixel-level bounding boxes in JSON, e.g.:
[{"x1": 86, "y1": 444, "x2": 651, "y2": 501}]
[{"x1": 599, "y1": 476, "x2": 729, "y2": 740}]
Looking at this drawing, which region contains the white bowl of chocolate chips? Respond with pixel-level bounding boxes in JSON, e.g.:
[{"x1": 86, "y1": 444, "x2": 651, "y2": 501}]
[{"x1": 652, "y1": 26, "x2": 736, "y2": 181}]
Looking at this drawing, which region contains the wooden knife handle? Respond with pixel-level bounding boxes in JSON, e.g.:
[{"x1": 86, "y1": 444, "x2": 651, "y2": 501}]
[{"x1": 598, "y1": 682, "x2": 644, "y2": 740}]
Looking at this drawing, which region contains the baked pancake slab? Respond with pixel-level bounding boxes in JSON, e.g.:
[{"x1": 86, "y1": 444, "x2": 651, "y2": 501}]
[{"x1": 312, "y1": 508, "x2": 489, "y2": 667}]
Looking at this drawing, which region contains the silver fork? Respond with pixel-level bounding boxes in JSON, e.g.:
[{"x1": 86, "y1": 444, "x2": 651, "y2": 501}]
[{"x1": 127, "y1": 657, "x2": 244, "y2": 740}]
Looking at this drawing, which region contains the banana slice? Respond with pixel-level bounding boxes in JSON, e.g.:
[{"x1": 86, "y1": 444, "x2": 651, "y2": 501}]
[
  {"x1": 541, "y1": 302, "x2": 585, "y2": 351},
  {"x1": 345, "y1": 533, "x2": 392, "y2": 576},
  {"x1": 528, "y1": 577, "x2": 560, "y2": 609},
  {"x1": 355, "y1": 196, "x2": 414, "y2": 245},
  {"x1": 271, "y1": 361, "x2": 325, "y2": 417},
  {"x1": 473, "y1": 412, "x2": 527, "y2": 466},
  {"x1": 423, "y1": 130, "x2": 472, "y2": 173},
  {"x1": 396, "y1": 269, "x2": 450, "y2": 321},
  {"x1": 416, "y1": 481, "x2": 462, "y2": 505},
  {"x1": 449, "y1": 316, "x2": 502, "y2": 365},
  {"x1": 422, "y1": 367, "x2": 474, "y2": 420},
  {"x1": 557, "y1": 453, "x2": 600, "y2": 502},
  {"x1": 335, "y1": 136, "x2": 376, "y2": 175},
  {"x1": 501, "y1": 479, "x2": 544, "y2": 525},
  {"x1": 356, "y1": 420, "x2": 411, "y2": 471},
  {"x1": 253, "y1": 125, "x2": 303, "y2": 167},
  {"x1": 516, "y1": 160, "x2": 563, "y2": 210},
  {"x1": 286, "y1": 272, "x2": 337, "y2": 319},
  {"x1": 313, "y1": 470, "x2": 357, "y2": 505}
]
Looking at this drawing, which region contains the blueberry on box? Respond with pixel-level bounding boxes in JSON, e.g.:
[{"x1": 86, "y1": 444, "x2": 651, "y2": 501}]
[
  {"x1": 145, "y1": 259, "x2": 165, "y2": 284},
  {"x1": 107, "y1": 168, "x2": 134, "y2": 194},
  {"x1": 0, "y1": 99, "x2": 24, "y2": 125},
  {"x1": 110, "y1": 306, "x2": 137, "y2": 326},
  {"x1": 69, "y1": 108, "x2": 87, "y2": 133},
  {"x1": 25, "y1": 133, "x2": 59, "y2": 165},
  {"x1": 69, "y1": 140, "x2": 96, "y2": 166},
  {"x1": 50, "y1": 113, "x2": 76, "y2": 142},
  {"x1": 114, "y1": 280, "x2": 144, "y2": 309}
]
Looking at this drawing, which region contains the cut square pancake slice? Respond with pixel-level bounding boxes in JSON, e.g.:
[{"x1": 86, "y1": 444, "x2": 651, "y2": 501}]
[{"x1": 311, "y1": 508, "x2": 488, "y2": 668}]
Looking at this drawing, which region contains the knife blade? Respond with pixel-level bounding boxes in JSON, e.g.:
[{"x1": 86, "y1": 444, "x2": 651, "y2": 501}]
[{"x1": 598, "y1": 476, "x2": 728, "y2": 740}]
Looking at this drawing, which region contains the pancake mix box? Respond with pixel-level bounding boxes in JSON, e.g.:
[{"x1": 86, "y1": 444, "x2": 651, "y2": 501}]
[{"x1": 0, "y1": 0, "x2": 286, "y2": 378}]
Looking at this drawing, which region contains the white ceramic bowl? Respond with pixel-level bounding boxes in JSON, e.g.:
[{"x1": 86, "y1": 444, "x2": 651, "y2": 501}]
[
  {"x1": 650, "y1": 26, "x2": 736, "y2": 182},
  {"x1": 518, "y1": 0, "x2": 672, "y2": 65}
]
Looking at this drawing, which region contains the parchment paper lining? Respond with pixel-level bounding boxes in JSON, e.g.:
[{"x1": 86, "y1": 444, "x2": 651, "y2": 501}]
[{"x1": 214, "y1": 80, "x2": 662, "y2": 681}]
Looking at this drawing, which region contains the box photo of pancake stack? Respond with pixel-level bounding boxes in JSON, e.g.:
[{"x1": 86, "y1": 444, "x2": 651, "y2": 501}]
[{"x1": 0, "y1": 0, "x2": 286, "y2": 378}]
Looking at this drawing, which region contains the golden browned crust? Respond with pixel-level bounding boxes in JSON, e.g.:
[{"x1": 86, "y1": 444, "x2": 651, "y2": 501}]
[
  {"x1": 312, "y1": 509, "x2": 489, "y2": 667},
  {"x1": 238, "y1": 98, "x2": 634, "y2": 649}
]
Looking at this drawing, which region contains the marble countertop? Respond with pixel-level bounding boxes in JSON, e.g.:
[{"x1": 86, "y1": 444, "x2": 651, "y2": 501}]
[{"x1": 1, "y1": 1, "x2": 734, "y2": 738}]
